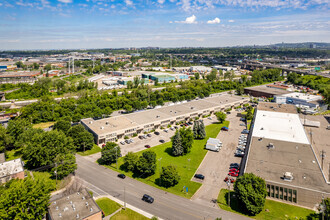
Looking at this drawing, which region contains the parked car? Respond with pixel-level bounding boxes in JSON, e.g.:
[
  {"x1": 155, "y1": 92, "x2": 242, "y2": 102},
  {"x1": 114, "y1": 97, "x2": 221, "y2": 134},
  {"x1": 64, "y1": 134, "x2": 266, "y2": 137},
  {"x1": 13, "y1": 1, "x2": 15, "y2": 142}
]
[
  {"x1": 117, "y1": 174, "x2": 126, "y2": 179},
  {"x1": 164, "y1": 129, "x2": 168, "y2": 132},
  {"x1": 229, "y1": 168, "x2": 239, "y2": 173},
  {"x1": 221, "y1": 126, "x2": 229, "y2": 131},
  {"x1": 239, "y1": 123, "x2": 246, "y2": 126},
  {"x1": 174, "y1": 126, "x2": 178, "y2": 129},
  {"x1": 230, "y1": 163, "x2": 240, "y2": 167},
  {"x1": 139, "y1": 135, "x2": 145, "y2": 139},
  {"x1": 194, "y1": 174, "x2": 205, "y2": 180},
  {"x1": 208, "y1": 117, "x2": 212, "y2": 120},
  {"x1": 130, "y1": 139, "x2": 134, "y2": 143},
  {"x1": 120, "y1": 141, "x2": 125, "y2": 145},
  {"x1": 125, "y1": 139, "x2": 130, "y2": 144},
  {"x1": 142, "y1": 194, "x2": 154, "y2": 203},
  {"x1": 170, "y1": 127, "x2": 175, "y2": 131},
  {"x1": 240, "y1": 118, "x2": 246, "y2": 121},
  {"x1": 145, "y1": 145, "x2": 151, "y2": 148},
  {"x1": 226, "y1": 111, "x2": 231, "y2": 114},
  {"x1": 154, "y1": 131, "x2": 160, "y2": 135},
  {"x1": 224, "y1": 177, "x2": 236, "y2": 183},
  {"x1": 242, "y1": 129, "x2": 249, "y2": 134},
  {"x1": 228, "y1": 172, "x2": 239, "y2": 177},
  {"x1": 230, "y1": 164, "x2": 240, "y2": 169},
  {"x1": 147, "y1": 133, "x2": 152, "y2": 137},
  {"x1": 159, "y1": 139, "x2": 165, "y2": 143},
  {"x1": 188, "y1": 122, "x2": 193, "y2": 125}
]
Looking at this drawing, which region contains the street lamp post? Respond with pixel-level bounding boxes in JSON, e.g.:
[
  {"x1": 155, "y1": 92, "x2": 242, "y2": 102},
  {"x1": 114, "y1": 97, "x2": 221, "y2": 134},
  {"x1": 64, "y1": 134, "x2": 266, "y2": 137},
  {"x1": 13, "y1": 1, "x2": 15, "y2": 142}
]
[{"x1": 226, "y1": 180, "x2": 231, "y2": 207}]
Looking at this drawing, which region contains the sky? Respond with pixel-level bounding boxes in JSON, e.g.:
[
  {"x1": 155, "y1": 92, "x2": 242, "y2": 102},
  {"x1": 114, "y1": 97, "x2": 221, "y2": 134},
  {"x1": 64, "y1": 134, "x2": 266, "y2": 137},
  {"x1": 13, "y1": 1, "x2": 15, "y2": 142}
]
[{"x1": 0, "y1": 0, "x2": 329, "y2": 50}]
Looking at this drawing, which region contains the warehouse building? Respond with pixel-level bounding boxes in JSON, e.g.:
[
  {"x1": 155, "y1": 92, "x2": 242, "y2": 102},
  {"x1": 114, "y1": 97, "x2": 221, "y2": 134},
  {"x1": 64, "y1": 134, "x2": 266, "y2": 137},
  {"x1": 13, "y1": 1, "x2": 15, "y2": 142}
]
[
  {"x1": 142, "y1": 72, "x2": 176, "y2": 83},
  {"x1": 244, "y1": 85, "x2": 291, "y2": 98},
  {"x1": 243, "y1": 103, "x2": 330, "y2": 208},
  {"x1": 275, "y1": 92, "x2": 323, "y2": 108},
  {"x1": 81, "y1": 94, "x2": 249, "y2": 145}
]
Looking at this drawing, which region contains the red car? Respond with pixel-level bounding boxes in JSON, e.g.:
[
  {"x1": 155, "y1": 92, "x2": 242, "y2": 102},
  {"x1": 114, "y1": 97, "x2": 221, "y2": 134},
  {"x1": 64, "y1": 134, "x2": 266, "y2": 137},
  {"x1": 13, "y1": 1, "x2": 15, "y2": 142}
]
[
  {"x1": 224, "y1": 177, "x2": 236, "y2": 183},
  {"x1": 228, "y1": 172, "x2": 239, "y2": 177},
  {"x1": 229, "y1": 168, "x2": 239, "y2": 173},
  {"x1": 145, "y1": 145, "x2": 151, "y2": 148}
]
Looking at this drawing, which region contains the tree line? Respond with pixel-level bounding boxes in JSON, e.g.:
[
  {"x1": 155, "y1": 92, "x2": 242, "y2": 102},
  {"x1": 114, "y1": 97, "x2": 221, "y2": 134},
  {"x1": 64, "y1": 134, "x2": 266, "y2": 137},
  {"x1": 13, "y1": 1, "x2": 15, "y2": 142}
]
[{"x1": 16, "y1": 68, "x2": 283, "y2": 124}]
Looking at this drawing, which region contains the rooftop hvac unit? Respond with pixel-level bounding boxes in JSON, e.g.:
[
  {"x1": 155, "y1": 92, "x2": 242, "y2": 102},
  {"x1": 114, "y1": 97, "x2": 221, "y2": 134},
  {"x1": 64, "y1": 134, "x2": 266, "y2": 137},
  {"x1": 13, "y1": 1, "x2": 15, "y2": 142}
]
[{"x1": 283, "y1": 172, "x2": 293, "y2": 181}]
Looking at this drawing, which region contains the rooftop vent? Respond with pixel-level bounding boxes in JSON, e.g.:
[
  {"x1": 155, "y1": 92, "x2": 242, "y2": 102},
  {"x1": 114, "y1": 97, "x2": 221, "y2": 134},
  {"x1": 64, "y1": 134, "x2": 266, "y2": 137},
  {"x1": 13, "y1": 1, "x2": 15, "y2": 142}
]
[
  {"x1": 67, "y1": 197, "x2": 69, "y2": 200},
  {"x1": 64, "y1": 207, "x2": 69, "y2": 212},
  {"x1": 85, "y1": 202, "x2": 89, "y2": 206},
  {"x1": 105, "y1": 122, "x2": 109, "y2": 125},
  {"x1": 268, "y1": 143, "x2": 275, "y2": 149},
  {"x1": 100, "y1": 126, "x2": 104, "y2": 130},
  {"x1": 76, "y1": 214, "x2": 79, "y2": 219},
  {"x1": 90, "y1": 208, "x2": 93, "y2": 212},
  {"x1": 82, "y1": 196, "x2": 85, "y2": 200},
  {"x1": 53, "y1": 201, "x2": 57, "y2": 205},
  {"x1": 89, "y1": 121, "x2": 93, "y2": 124},
  {"x1": 59, "y1": 213, "x2": 62, "y2": 218},
  {"x1": 77, "y1": 192, "x2": 80, "y2": 195},
  {"x1": 283, "y1": 172, "x2": 293, "y2": 181},
  {"x1": 56, "y1": 206, "x2": 59, "y2": 211}
]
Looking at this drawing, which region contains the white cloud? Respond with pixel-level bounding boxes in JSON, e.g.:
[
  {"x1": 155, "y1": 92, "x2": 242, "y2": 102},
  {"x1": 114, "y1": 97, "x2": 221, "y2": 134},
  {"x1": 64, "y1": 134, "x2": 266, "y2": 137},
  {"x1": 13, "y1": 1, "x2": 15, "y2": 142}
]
[
  {"x1": 158, "y1": 0, "x2": 165, "y2": 4},
  {"x1": 58, "y1": 0, "x2": 72, "y2": 3},
  {"x1": 174, "y1": 15, "x2": 197, "y2": 24},
  {"x1": 207, "y1": 17, "x2": 220, "y2": 24},
  {"x1": 125, "y1": 0, "x2": 133, "y2": 6},
  {"x1": 228, "y1": 20, "x2": 235, "y2": 23}
]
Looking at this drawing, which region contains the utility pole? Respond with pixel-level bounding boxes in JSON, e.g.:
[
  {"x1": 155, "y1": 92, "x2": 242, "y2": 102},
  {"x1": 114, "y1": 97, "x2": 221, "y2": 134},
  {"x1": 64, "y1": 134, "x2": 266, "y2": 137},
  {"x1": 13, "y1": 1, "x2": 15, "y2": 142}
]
[
  {"x1": 124, "y1": 186, "x2": 126, "y2": 209},
  {"x1": 320, "y1": 150, "x2": 326, "y2": 170},
  {"x1": 116, "y1": 147, "x2": 118, "y2": 170},
  {"x1": 158, "y1": 157, "x2": 162, "y2": 186}
]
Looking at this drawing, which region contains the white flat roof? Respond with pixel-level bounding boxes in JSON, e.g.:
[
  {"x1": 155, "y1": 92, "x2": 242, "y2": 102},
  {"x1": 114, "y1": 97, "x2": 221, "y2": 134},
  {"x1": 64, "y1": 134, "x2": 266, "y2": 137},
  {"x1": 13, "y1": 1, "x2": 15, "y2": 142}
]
[
  {"x1": 252, "y1": 110, "x2": 310, "y2": 144},
  {"x1": 282, "y1": 92, "x2": 322, "y2": 102}
]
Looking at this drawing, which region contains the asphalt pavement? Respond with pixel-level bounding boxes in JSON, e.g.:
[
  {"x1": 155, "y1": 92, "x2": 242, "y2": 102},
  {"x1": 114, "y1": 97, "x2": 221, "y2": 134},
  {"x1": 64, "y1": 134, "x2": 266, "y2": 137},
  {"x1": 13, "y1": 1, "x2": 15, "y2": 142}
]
[{"x1": 76, "y1": 155, "x2": 250, "y2": 220}]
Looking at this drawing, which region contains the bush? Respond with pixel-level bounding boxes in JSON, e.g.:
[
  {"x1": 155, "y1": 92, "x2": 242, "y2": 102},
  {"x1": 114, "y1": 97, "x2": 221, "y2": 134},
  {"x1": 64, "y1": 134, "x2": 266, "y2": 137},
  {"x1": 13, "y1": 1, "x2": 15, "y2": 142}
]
[
  {"x1": 124, "y1": 136, "x2": 129, "y2": 140},
  {"x1": 132, "y1": 133, "x2": 137, "y2": 137}
]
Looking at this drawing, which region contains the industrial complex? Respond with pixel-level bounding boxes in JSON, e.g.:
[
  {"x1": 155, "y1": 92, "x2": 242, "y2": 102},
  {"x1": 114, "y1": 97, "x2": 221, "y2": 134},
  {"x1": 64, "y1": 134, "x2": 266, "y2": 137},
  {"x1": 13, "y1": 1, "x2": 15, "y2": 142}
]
[
  {"x1": 243, "y1": 103, "x2": 330, "y2": 208},
  {"x1": 81, "y1": 93, "x2": 249, "y2": 145}
]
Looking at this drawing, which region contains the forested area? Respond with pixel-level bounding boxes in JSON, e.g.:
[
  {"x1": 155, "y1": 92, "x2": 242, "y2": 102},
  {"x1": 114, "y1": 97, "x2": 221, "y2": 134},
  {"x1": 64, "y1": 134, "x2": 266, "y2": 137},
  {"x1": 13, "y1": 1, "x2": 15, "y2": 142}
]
[{"x1": 16, "y1": 69, "x2": 282, "y2": 124}]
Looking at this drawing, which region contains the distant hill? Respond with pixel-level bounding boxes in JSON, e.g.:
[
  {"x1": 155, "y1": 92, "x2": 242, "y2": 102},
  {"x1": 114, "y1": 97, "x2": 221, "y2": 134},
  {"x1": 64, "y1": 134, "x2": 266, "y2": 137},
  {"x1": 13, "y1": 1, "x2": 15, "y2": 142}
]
[{"x1": 269, "y1": 42, "x2": 330, "y2": 49}]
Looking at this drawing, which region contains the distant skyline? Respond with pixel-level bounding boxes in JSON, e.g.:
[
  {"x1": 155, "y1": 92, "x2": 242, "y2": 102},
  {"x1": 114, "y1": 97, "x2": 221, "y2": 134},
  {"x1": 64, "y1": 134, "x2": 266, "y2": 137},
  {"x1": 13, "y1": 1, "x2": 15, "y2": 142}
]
[{"x1": 0, "y1": 0, "x2": 329, "y2": 50}]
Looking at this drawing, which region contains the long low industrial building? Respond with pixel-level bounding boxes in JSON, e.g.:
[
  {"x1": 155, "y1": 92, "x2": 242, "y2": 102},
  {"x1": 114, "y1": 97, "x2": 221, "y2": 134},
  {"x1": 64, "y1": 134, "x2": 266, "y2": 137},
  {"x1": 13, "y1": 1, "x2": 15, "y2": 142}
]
[
  {"x1": 81, "y1": 94, "x2": 249, "y2": 145},
  {"x1": 243, "y1": 103, "x2": 330, "y2": 208}
]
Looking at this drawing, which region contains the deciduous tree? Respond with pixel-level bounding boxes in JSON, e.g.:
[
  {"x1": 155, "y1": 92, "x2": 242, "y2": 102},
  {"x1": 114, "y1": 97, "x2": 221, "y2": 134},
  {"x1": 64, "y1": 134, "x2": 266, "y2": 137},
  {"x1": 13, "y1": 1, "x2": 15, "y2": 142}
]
[
  {"x1": 160, "y1": 165, "x2": 180, "y2": 188},
  {"x1": 215, "y1": 111, "x2": 226, "y2": 124},
  {"x1": 101, "y1": 142, "x2": 121, "y2": 165},
  {"x1": 67, "y1": 124, "x2": 94, "y2": 151},
  {"x1": 234, "y1": 173, "x2": 267, "y2": 216}
]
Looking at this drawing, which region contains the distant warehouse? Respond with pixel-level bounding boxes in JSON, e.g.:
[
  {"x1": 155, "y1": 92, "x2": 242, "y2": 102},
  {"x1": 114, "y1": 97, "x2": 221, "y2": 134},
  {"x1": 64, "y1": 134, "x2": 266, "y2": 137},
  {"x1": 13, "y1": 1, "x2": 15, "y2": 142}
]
[{"x1": 81, "y1": 94, "x2": 249, "y2": 145}]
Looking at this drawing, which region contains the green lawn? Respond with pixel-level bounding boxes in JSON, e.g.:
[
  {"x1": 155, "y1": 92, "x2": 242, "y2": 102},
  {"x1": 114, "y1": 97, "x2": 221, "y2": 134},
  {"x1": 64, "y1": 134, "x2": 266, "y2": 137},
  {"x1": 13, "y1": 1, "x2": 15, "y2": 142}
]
[
  {"x1": 77, "y1": 144, "x2": 102, "y2": 156},
  {"x1": 32, "y1": 121, "x2": 55, "y2": 129},
  {"x1": 95, "y1": 197, "x2": 122, "y2": 216},
  {"x1": 110, "y1": 208, "x2": 149, "y2": 220},
  {"x1": 217, "y1": 189, "x2": 315, "y2": 220},
  {"x1": 103, "y1": 121, "x2": 229, "y2": 198}
]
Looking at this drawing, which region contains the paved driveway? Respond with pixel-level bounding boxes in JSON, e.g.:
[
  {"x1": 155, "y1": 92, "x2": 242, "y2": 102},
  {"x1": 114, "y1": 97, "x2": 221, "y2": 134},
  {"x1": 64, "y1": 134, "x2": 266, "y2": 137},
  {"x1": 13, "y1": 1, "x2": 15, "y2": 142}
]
[{"x1": 192, "y1": 112, "x2": 244, "y2": 204}]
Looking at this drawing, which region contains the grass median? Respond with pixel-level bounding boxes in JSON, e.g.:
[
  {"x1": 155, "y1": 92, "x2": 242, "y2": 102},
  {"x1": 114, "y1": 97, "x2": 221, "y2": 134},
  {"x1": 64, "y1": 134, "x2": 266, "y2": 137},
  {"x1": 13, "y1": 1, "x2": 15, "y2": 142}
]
[
  {"x1": 102, "y1": 121, "x2": 229, "y2": 198},
  {"x1": 77, "y1": 144, "x2": 101, "y2": 156},
  {"x1": 217, "y1": 189, "x2": 315, "y2": 219},
  {"x1": 95, "y1": 197, "x2": 122, "y2": 216}
]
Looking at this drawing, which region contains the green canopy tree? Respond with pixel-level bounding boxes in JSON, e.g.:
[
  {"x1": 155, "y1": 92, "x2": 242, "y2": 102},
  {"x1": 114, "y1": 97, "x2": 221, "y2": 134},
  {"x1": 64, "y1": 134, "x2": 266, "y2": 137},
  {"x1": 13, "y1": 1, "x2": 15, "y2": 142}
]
[
  {"x1": 51, "y1": 153, "x2": 77, "y2": 180},
  {"x1": 22, "y1": 130, "x2": 75, "y2": 170},
  {"x1": 206, "y1": 69, "x2": 217, "y2": 81},
  {"x1": 193, "y1": 120, "x2": 199, "y2": 139},
  {"x1": 179, "y1": 127, "x2": 194, "y2": 154},
  {"x1": 67, "y1": 124, "x2": 94, "y2": 152},
  {"x1": 135, "y1": 151, "x2": 156, "y2": 176},
  {"x1": 123, "y1": 152, "x2": 139, "y2": 171},
  {"x1": 53, "y1": 119, "x2": 71, "y2": 134},
  {"x1": 198, "y1": 120, "x2": 206, "y2": 139},
  {"x1": 100, "y1": 142, "x2": 121, "y2": 165},
  {"x1": 171, "y1": 131, "x2": 183, "y2": 156},
  {"x1": 7, "y1": 118, "x2": 32, "y2": 141},
  {"x1": 0, "y1": 125, "x2": 12, "y2": 152},
  {"x1": 160, "y1": 165, "x2": 180, "y2": 188},
  {"x1": 0, "y1": 175, "x2": 54, "y2": 220},
  {"x1": 234, "y1": 173, "x2": 267, "y2": 216},
  {"x1": 215, "y1": 111, "x2": 226, "y2": 124}
]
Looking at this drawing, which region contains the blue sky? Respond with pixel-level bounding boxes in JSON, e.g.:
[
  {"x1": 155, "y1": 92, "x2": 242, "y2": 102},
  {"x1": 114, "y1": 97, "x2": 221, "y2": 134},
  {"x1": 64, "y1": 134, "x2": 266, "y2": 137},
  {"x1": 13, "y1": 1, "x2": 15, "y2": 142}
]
[{"x1": 0, "y1": 0, "x2": 329, "y2": 50}]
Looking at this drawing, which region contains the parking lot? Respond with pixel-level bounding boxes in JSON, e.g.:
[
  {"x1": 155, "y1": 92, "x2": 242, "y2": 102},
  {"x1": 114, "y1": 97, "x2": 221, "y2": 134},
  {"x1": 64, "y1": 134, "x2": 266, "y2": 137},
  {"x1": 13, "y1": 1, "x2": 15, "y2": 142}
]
[
  {"x1": 84, "y1": 116, "x2": 218, "y2": 163},
  {"x1": 192, "y1": 111, "x2": 246, "y2": 204}
]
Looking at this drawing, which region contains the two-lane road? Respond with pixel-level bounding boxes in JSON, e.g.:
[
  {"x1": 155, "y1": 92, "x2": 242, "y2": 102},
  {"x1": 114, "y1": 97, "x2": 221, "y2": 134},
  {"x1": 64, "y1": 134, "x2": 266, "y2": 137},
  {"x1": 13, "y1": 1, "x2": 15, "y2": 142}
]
[{"x1": 76, "y1": 155, "x2": 250, "y2": 220}]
